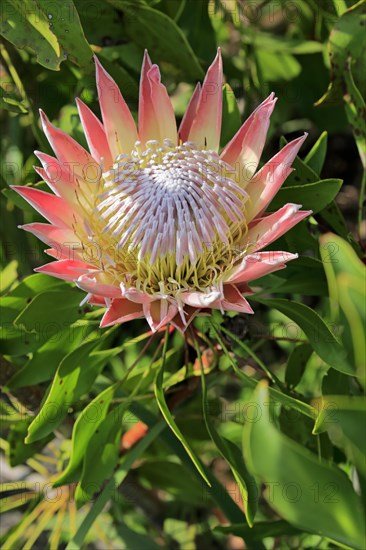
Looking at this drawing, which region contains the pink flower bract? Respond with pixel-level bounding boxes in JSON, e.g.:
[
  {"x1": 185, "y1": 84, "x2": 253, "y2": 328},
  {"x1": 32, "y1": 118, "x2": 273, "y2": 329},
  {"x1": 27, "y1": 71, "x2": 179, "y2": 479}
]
[{"x1": 14, "y1": 49, "x2": 311, "y2": 332}]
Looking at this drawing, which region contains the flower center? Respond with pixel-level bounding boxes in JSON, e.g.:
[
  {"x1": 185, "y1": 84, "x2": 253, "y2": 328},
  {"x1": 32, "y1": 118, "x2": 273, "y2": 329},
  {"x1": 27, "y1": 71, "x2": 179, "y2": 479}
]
[{"x1": 85, "y1": 140, "x2": 248, "y2": 295}]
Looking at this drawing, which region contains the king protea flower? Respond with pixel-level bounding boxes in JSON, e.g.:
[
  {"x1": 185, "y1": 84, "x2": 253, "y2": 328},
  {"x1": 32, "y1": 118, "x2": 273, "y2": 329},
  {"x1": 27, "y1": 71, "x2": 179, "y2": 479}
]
[{"x1": 14, "y1": 49, "x2": 311, "y2": 332}]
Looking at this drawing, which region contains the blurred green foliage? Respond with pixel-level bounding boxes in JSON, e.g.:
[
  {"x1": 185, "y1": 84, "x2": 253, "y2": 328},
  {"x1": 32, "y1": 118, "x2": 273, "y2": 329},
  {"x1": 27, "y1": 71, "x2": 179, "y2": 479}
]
[{"x1": 1, "y1": 1, "x2": 365, "y2": 549}]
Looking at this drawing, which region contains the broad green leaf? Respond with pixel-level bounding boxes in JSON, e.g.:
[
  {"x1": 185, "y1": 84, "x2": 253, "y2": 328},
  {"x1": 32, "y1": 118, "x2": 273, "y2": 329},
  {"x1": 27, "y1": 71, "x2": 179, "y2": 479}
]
[
  {"x1": 13, "y1": 289, "x2": 85, "y2": 332},
  {"x1": 243, "y1": 382, "x2": 366, "y2": 549},
  {"x1": 139, "y1": 459, "x2": 204, "y2": 504},
  {"x1": 312, "y1": 395, "x2": 366, "y2": 475},
  {"x1": 75, "y1": 401, "x2": 125, "y2": 506},
  {"x1": 320, "y1": 233, "x2": 366, "y2": 384},
  {"x1": 0, "y1": 275, "x2": 68, "y2": 356},
  {"x1": 268, "y1": 178, "x2": 342, "y2": 214},
  {"x1": 242, "y1": 31, "x2": 324, "y2": 55},
  {"x1": 7, "y1": 420, "x2": 53, "y2": 467},
  {"x1": 177, "y1": 0, "x2": 216, "y2": 65},
  {"x1": 0, "y1": 0, "x2": 61, "y2": 70},
  {"x1": 318, "y1": 200, "x2": 349, "y2": 239},
  {"x1": 154, "y1": 333, "x2": 210, "y2": 486},
  {"x1": 255, "y1": 50, "x2": 301, "y2": 82},
  {"x1": 343, "y1": 60, "x2": 366, "y2": 169},
  {"x1": 107, "y1": 0, "x2": 204, "y2": 80},
  {"x1": 256, "y1": 257, "x2": 328, "y2": 297},
  {"x1": 7, "y1": 321, "x2": 93, "y2": 388},
  {"x1": 316, "y1": 0, "x2": 366, "y2": 106},
  {"x1": 0, "y1": 0, "x2": 93, "y2": 70},
  {"x1": 220, "y1": 84, "x2": 242, "y2": 148},
  {"x1": 304, "y1": 131, "x2": 328, "y2": 174},
  {"x1": 44, "y1": 0, "x2": 93, "y2": 69},
  {"x1": 285, "y1": 344, "x2": 313, "y2": 389},
  {"x1": 251, "y1": 297, "x2": 352, "y2": 374},
  {"x1": 26, "y1": 337, "x2": 114, "y2": 443},
  {"x1": 0, "y1": 260, "x2": 18, "y2": 294},
  {"x1": 54, "y1": 384, "x2": 117, "y2": 486}
]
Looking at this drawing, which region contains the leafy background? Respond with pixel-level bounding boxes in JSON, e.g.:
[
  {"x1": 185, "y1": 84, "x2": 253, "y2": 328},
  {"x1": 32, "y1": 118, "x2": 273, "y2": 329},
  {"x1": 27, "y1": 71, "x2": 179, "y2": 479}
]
[{"x1": 1, "y1": 0, "x2": 365, "y2": 549}]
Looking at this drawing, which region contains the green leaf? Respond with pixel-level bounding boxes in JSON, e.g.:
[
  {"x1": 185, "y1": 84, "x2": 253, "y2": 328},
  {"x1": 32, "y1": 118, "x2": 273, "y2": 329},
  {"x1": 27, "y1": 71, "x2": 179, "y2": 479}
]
[
  {"x1": 320, "y1": 233, "x2": 366, "y2": 384},
  {"x1": 7, "y1": 420, "x2": 53, "y2": 467},
  {"x1": 251, "y1": 297, "x2": 352, "y2": 375},
  {"x1": 7, "y1": 321, "x2": 93, "y2": 388},
  {"x1": 139, "y1": 459, "x2": 204, "y2": 504},
  {"x1": 45, "y1": 0, "x2": 93, "y2": 69},
  {"x1": 318, "y1": 200, "x2": 349, "y2": 239},
  {"x1": 13, "y1": 289, "x2": 84, "y2": 332},
  {"x1": 257, "y1": 257, "x2": 328, "y2": 297},
  {"x1": 304, "y1": 131, "x2": 328, "y2": 174},
  {"x1": 316, "y1": 0, "x2": 366, "y2": 106},
  {"x1": 75, "y1": 401, "x2": 124, "y2": 506},
  {"x1": 177, "y1": 0, "x2": 216, "y2": 65},
  {"x1": 220, "y1": 84, "x2": 241, "y2": 148},
  {"x1": 54, "y1": 384, "x2": 117, "y2": 486},
  {"x1": 25, "y1": 337, "x2": 114, "y2": 443},
  {"x1": 0, "y1": 275, "x2": 68, "y2": 356},
  {"x1": 255, "y1": 50, "x2": 302, "y2": 82},
  {"x1": 65, "y1": 420, "x2": 166, "y2": 549},
  {"x1": 127, "y1": 393, "x2": 246, "y2": 525},
  {"x1": 107, "y1": 0, "x2": 204, "y2": 80},
  {"x1": 210, "y1": 323, "x2": 316, "y2": 421},
  {"x1": 343, "y1": 60, "x2": 366, "y2": 169},
  {"x1": 195, "y1": 341, "x2": 258, "y2": 526},
  {"x1": 0, "y1": 94, "x2": 28, "y2": 114},
  {"x1": 215, "y1": 520, "x2": 301, "y2": 540},
  {"x1": 243, "y1": 382, "x2": 366, "y2": 549},
  {"x1": 0, "y1": 0, "x2": 62, "y2": 70},
  {"x1": 154, "y1": 330, "x2": 210, "y2": 486},
  {"x1": 268, "y1": 178, "x2": 342, "y2": 214},
  {"x1": 0, "y1": 0, "x2": 93, "y2": 70},
  {"x1": 312, "y1": 395, "x2": 366, "y2": 476},
  {"x1": 285, "y1": 344, "x2": 313, "y2": 389},
  {"x1": 0, "y1": 260, "x2": 18, "y2": 294}
]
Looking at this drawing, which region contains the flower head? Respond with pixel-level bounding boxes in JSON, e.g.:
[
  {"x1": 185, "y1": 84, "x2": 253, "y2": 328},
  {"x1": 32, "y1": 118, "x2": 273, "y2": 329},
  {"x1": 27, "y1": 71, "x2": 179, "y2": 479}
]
[{"x1": 14, "y1": 49, "x2": 311, "y2": 332}]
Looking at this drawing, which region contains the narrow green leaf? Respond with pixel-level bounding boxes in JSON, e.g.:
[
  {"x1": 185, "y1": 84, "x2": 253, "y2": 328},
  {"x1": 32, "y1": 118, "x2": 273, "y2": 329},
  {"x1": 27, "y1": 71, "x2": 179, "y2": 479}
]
[
  {"x1": 243, "y1": 382, "x2": 366, "y2": 549},
  {"x1": 54, "y1": 384, "x2": 117, "y2": 487},
  {"x1": 195, "y1": 340, "x2": 257, "y2": 526},
  {"x1": 304, "y1": 131, "x2": 328, "y2": 174},
  {"x1": 209, "y1": 322, "x2": 316, "y2": 420},
  {"x1": 154, "y1": 329, "x2": 210, "y2": 486},
  {"x1": 251, "y1": 297, "x2": 352, "y2": 374}
]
